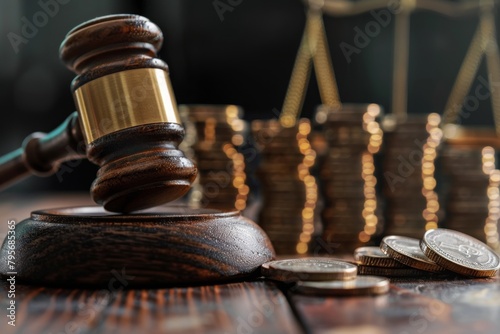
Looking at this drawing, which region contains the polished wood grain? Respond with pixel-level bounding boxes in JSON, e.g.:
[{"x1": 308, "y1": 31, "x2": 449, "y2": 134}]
[
  {"x1": 2, "y1": 195, "x2": 500, "y2": 333},
  {"x1": 3, "y1": 273, "x2": 499, "y2": 334},
  {"x1": 86, "y1": 123, "x2": 196, "y2": 213},
  {"x1": 289, "y1": 276, "x2": 500, "y2": 334},
  {"x1": 0, "y1": 15, "x2": 276, "y2": 288},
  {"x1": 0, "y1": 281, "x2": 301, "y2": 334},
  {"x1": 60, "y1": 14, "x2": 168, "y2": 88},
  {"x1": 0, "y1": 205, "x2": 274, "y2": 287},
  {"x1": 0, "y1": 194, "x2": 94, "y2": 237}
]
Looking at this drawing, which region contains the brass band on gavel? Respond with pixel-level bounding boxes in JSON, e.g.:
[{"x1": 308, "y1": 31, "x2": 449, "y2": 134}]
[{"x1": 74, "y1": 68, "x2": 181, "y2": 145}]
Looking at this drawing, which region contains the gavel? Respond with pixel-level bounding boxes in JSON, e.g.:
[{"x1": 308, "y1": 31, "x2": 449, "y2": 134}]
[
  {"x1": 0, "y1": 14, "x2": 197, "y2": 213},
  {"x1": 0, "y1": 14, "x2": 273, "y2": 287}
]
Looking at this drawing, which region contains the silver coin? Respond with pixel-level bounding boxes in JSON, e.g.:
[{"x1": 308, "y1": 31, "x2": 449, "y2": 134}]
[
  {"x1": 357, "y1": 265, "x2": 431, "y2": 277},
  {"x1": 262, "y1": 258, "x2": 357, "y2": 282},
  {"x1": 381, "y1": 236, "x2": 446, "y2": 273},
  {"x1": 354, "y1": 246, "x2": 407, "y2": 268},
  {"x1": 421, "y1": 228, "x2": 500, "y2": 277},
  {"x1": 295, "y1": 276, "x2": 389, "y2": 296}
]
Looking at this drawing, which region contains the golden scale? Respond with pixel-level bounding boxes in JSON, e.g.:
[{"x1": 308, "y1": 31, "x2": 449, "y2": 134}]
[
  {"x1": 0, "y1": 0, "x2": 499, "y2": 287},
  {"x1": 278, "y1": 0, "x2": 500, "y2": 253}
]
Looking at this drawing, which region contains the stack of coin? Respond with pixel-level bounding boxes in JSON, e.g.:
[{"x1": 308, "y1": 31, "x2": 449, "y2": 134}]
[
  {"x1": 179, "y1": 105, "x2": 249, "y2": 211},
  {"x1": 354, "y1": 229, "x2": 500, "y2": 278},
  {"x1": 315, "y1": 104, "x2": 384, "y2": 252},
  {"x1": 354, "y1": 246, "x2": 419, "y2": 277},
  {"x1": 252, "y1": 119, "x2": 318, "y2": 255},
  {"x1": 354, "y1": 237, "x2": 445, "y2": 277},
  {"x1": 261, "y1": 257, "x2": 389, "y2": 296},
  {"x1": 441, "y1": 125, "x2": 500, "y2": 251},
  {"x1": 382, "y1": 113, "x2": 443, "y2": 238}
]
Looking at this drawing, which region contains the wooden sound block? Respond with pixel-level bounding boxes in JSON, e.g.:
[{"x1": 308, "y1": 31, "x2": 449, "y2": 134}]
[{"x1": 0, "y1": 206, "x2": 275, "y2": 287}]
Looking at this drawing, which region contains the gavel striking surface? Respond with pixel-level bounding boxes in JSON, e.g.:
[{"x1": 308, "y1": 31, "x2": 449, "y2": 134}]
[{"x1": 0, "y1": 14, "x2": 275, "y2": 287}]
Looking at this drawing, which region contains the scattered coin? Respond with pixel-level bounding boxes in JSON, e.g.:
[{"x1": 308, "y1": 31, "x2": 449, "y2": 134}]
[
  {"x1": 421, "y1": 228, "x2": 500, "y2": 278},
  {"x1": 261, "y1": 258, "x2": 357, "y2": 282},
  {"x1": 380, "y1": 236, "x2": 447, "y2": 273},
  {"x1": 354, "y1": 246, "x2": 407, "y2": 268},
  {"x1": 295, "y1": 276, "x2": 389, "y2": 296},
  {"x1": 259, "y1": 229, "x2": 497, "y2": 300}
]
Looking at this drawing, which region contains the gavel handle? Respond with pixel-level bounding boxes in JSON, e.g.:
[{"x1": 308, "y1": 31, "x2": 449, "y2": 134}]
[{"x1": 0, "y1": 112, "x2": 86, "y2": 190}]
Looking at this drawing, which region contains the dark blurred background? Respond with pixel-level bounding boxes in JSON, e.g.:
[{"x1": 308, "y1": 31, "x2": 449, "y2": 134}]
[{"x1": 0, "y1": 0, "x2": 496, "y2": 192}]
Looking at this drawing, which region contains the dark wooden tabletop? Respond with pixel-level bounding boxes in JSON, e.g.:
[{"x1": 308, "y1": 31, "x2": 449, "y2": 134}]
[{"x1": 1, "y1": 194, "x2": 500, "y2": 334}]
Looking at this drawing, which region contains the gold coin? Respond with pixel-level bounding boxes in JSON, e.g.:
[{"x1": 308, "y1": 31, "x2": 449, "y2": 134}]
[
  {"x1": 261, "y1": 258, "x2": 357, "y2": 282},
  {"x1": 295, "y1": 276, "x2": 389, "y2": 296},
  {"x1": 354, "y1": 247, "x2": 407, "y2": 268},
  {"x1": 421, "y1": 228, "x2": 500, "y2": 278},
  {"x1": 380, "y1": 236, "x2": 447, "y2": 273}
]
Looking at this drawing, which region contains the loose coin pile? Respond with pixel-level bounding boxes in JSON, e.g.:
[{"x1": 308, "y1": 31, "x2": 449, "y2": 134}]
[
  {"x1": 261, "y1": 228, "x2": 500, "y2": 296},
  {"x1": 252, "y1": 119, "x2": 318, "y2": 255},
  {"x1": 356, "y1": 228, "x2": 500, "y2": 278},
  {"x1": 260, "y1": 229, "x2": 499, "y2": 297},
  {"x1": 353, "y1": 246, "x2": 423, "y2": 276},
  {"x1": 261, "y1": 257, "x2": 389, "y2": 296},
  {"x1": 382, "y1": 113, "x2": 443, "y2": 238},
  {"x1": 315, "y1": 104, "x2": 384, "y2": 252},
  {"x1": 180, "y1": 105, "x2": 249, "y2": 211},
  {"x1": 441, "y1": 125, "x2": 500, "y2": 250}
]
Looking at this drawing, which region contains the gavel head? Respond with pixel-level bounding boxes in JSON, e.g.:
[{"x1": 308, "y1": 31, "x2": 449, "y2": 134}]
[{"x1": 59, "y1": 14, "x2": 197, "y2": 213}]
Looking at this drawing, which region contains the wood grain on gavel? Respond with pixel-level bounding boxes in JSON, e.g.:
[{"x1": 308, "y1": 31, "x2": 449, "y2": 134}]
[
  {"x1": 2, "y1": 206, "x2": 274, "y2": 287},
  {"x1": 61, "y1": 14, "x2": 196, "y2": 213},
  {"x1": 0, "y1": 14, "x2": 198, "y2": 213}
]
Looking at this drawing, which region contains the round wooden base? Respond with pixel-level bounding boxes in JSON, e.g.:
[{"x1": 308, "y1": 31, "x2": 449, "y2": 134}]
[{"x1": 0, "y1": 206, "x2": 275, "y2": 287}]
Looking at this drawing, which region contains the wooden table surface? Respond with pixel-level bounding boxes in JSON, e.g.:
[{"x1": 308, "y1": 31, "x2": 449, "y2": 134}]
[{"x1": 1, "y1": 194, "x2": 499, "y2": 334}]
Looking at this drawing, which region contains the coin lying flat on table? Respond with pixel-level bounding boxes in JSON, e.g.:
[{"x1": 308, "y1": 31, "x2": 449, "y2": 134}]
[
  {"x1": 357, "y1": 265, "x2": 432, "y2": 277},
  {"x1": 421, "y1": 228, "x2": 500, "y2": 278},
  {"x1": 261, "y1": 258, "x2": 357, "y2": 282},
  {"x1": 354, "y1": 246, "x2": 407, "y2": 268},
  {"x1": 380, "y1": 236, "x2": 447, "y2": 273},
  {"x1": 295, "y1": 276, "x2": 389, "y2": 296}
]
